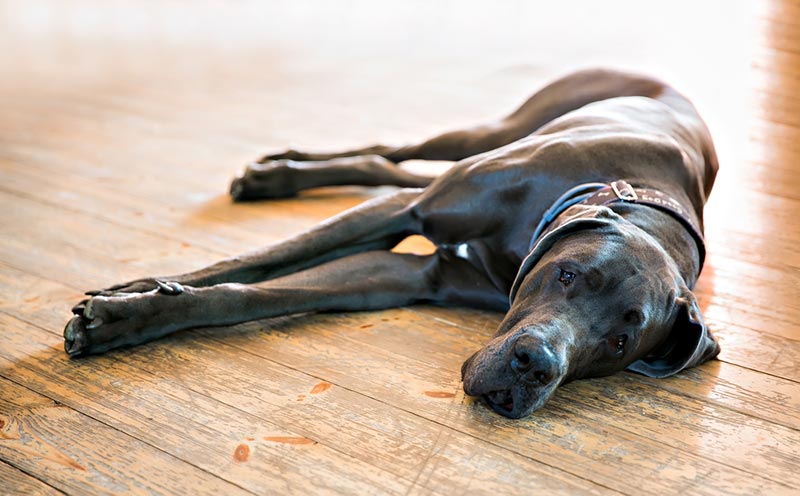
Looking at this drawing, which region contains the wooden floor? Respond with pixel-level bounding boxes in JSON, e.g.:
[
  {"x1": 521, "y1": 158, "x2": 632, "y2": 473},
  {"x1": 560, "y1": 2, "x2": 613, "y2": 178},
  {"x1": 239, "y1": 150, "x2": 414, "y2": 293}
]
[{"x1": 1, "y1": 1, "x2": 798, "y2": 494}]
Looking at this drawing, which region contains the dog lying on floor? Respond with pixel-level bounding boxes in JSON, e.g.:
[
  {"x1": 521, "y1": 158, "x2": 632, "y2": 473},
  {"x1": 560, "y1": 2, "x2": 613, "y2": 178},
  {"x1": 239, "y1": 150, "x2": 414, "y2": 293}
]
[{"x1": 65, "y1": 68, "x2": 720, "y2": 418}]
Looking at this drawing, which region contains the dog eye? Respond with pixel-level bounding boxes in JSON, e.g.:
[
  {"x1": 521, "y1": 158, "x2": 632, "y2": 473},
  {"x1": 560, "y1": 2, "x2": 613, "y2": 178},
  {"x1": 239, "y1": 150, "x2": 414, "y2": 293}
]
[
  {"x1": 624, "y1": 310, "x2": 643, "y2": 325},
  {"x1": 608, "y1": 334, "x2": 628, "y2": 355},
  {"x1": 558, "y1": 269, "x2": 576, "y2": 286}
]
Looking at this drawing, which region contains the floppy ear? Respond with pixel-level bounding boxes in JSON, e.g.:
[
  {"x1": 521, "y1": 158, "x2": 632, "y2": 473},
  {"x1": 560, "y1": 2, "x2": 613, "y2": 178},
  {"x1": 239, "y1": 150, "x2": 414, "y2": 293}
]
[{"x1": 628, "y1": 290, "x2": 720, "y2": 378}]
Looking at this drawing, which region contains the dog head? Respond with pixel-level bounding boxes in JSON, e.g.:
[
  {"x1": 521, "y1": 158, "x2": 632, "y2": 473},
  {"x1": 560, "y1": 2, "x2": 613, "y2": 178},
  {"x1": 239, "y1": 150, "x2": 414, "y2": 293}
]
[{"x1": 461, "y1": 204, "x2": 719, "y2": 418}]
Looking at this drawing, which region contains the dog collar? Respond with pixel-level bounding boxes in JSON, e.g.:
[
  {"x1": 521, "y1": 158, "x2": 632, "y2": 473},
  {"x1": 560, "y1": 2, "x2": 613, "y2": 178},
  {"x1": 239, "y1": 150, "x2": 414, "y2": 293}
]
[
  {"x1": 513, "y1": 180, "x2": 706, "y2": 303},
  {"x1": 581, "y1": 180, "x2": 706, "y2": 271}
]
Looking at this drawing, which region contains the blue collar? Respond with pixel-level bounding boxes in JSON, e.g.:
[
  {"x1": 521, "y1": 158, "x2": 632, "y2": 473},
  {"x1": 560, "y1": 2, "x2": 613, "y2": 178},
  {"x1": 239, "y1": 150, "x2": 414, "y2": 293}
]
[{"x1": 527, "y1": 182, "x2": 608, "y2": 252}]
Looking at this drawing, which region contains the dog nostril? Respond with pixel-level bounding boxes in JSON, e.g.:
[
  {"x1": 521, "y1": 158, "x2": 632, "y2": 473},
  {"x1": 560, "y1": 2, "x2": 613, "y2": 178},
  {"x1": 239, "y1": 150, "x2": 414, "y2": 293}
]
[
  {"x1": 511, "y1": 335, "x2": 558, "y2": 385},
  {"x1": 511, "y1": 349, "x2": 533, "y2": 372},
  {"x1": 534, "y1": 370, "x2": 552, "y2": 385}
]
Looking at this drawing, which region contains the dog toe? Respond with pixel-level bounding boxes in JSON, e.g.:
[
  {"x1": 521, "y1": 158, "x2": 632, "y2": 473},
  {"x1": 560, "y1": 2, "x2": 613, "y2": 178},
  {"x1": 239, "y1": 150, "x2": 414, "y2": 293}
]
[
  {"x1": 230, "y1": 162, "x2": 297, "y2": 201},
  {"x1": 230, "y1": 176, "x2": 247, "y2": 201},
  {"x1": 64, "y1": 316, "x2": 89, "y2": 357},
  {"x1": 71, "y1": 299, "x2": 89, "y2": 315}
]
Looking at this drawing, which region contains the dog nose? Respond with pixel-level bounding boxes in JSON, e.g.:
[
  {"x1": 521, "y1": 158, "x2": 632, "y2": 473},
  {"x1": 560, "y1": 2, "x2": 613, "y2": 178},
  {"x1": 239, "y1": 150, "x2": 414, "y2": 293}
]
[{"x1": 511, "y1": 335, "x2": 558, "y2": 385}]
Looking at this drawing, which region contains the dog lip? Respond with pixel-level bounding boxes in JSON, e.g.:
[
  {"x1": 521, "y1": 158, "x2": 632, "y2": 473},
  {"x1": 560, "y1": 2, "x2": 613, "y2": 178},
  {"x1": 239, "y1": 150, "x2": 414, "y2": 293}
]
[{"x1": 484, "y1": 389, "x2": 516, "y2": 416}]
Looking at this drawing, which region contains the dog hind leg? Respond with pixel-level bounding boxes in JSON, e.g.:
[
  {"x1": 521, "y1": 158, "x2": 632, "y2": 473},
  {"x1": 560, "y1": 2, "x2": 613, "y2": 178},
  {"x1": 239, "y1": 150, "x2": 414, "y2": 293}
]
[
  {"x1": 235, "y1": 69, "x2": 672, "y2": 198},
  {"x1": 255, "y1": 68, "x2": 671, "y2": 165},
  {"x1": 230, "y1": 154, "x2": 434, "y2": 201}
]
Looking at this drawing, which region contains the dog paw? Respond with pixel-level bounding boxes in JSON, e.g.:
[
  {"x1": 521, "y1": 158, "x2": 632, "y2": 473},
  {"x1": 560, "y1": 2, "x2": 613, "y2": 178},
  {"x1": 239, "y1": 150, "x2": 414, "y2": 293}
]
[
  {"x1": 230, "y1": 161, "x2": 296, "y2": 201},
  {"x1": 64, "y1": 285, "x2": 186, "y2": 356},
  {"x1": 64, "y1": 295, "x2": 122, "y2": 356}
]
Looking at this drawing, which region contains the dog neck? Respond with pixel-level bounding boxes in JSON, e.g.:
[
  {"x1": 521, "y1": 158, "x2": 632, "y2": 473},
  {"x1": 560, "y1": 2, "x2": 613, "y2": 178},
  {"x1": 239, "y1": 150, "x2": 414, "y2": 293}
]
[
  {"x1": 527, "y1": 180, "x2": 706, "y2": 286},
  {"x1": 580, "y1": 181, "x2": 705, "y2": 273}
]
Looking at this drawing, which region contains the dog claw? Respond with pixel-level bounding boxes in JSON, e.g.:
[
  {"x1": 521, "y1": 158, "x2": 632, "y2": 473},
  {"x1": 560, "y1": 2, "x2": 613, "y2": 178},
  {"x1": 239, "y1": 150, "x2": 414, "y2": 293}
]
[
  {"x1": 71, "y1": 301, "x2": 88, "y2": 315},
  {"x1": 86, "y1": 317, "x2": 104, "y2": 330},
  {"x1": 155, "y1": 280, "x2": 184, "y2": 295},
  {"x1": 230, "y1": 177, "x2": 245, "y2": 201},
  {"x1": 63, "y1": 317, "x2": 88, "y2": 357},
  {"x1": 85, "y1": 290, "x2": 101, "y2": 296},
  {"x1": 83, "y1": 299, "x2": 95, "y2": 320}
]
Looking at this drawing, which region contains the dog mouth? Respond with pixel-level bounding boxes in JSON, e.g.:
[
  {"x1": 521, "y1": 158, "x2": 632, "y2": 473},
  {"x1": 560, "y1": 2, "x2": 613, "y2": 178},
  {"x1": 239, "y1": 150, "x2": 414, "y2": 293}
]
[
  {"x1": 481, "y1": 383, "x2": 559, "y2": 418},
  {"x1": 484, "y1": 389, "x2": 516, "y2": 416}
]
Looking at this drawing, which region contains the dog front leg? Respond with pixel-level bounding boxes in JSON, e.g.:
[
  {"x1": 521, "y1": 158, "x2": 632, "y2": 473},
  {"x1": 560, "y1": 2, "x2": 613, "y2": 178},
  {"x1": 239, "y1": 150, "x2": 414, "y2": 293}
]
[{"x1": 65, "y1": 250, "x2": 505, "y2": 356}]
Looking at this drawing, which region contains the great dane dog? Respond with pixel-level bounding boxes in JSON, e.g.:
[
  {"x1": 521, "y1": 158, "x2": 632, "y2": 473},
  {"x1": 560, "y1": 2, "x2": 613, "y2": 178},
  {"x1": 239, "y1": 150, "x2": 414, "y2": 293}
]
[{"x1": 64, "y1": 68, "x2": 720, "y2": 418}]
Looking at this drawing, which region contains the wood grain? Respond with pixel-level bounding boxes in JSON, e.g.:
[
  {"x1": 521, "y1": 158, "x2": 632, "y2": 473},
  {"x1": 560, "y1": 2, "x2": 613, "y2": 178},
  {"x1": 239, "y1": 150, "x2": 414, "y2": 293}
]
[
  {"x1": 0, "y1": 283, "x2": 612, "y2": 494},
  {"x1": 0, "y1": 460, "x2": 62, "y2": 496},
  {"x1": 0, "y1": 266, "x2": 796, "y2": 494},
  {"x1": 1, "y1": 0, "x2": 799, "y2": 494},
  {"x1": 0, "y1": 376, "x2": 250, "y2": 495}
]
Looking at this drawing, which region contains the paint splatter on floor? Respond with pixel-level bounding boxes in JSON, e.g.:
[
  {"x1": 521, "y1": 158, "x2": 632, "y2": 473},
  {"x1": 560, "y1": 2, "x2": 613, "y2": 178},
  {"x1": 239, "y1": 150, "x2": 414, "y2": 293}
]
[
  {"x1": 264, "y1": 436, "x2": 315, "y2": 445},
  {"x1": 233, "y1": 443, "x2": 250, "y2": 462},
  {"x1": 424, "y1": 391, "x2": 455, "y2": 398},
  {"x1": 310, "y1": 382, "x2": 331, "y2": 394}
]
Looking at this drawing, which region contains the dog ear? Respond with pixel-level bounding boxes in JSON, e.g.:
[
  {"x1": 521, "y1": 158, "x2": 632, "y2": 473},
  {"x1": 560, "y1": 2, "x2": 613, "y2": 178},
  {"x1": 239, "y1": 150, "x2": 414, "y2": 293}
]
[{"x1": 628, "y1": 289, "x2": 720, "y2": 378}]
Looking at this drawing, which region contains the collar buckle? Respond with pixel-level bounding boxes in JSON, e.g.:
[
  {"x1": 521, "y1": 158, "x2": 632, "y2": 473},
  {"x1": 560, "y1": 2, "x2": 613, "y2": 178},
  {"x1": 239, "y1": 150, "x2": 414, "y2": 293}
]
[{"x1": 611, "y1": 180, "x2": 638, "y2": 201}]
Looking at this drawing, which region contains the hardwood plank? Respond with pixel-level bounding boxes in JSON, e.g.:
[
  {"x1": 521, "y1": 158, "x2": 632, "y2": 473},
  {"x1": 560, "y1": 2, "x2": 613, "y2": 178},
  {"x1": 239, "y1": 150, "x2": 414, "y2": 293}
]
[
  {"x1": 0, "y1": 459, "x2": 62, "y2": 496},
  {"x1": 218, "y1": 310, "x2": 800, "y2": 453},
  {"x1": 3, "y1": 152, "x2": 800, "y2": 347},
  {"x1": 220, "y1": 320, "x2": 800, "y2": 492},
  {"x1": 0, "y1": 265, "x2": 795, "y2": 495},
  {"x1": 0, "y1": 156, "x2": 300, "y2": 258},
  {"x1": 0, "y1": 376, "x2": 251, "y2": 496},
  {"x1": 0, "y1": 236, "x2": 605, "y2": 493},
  {"x1": 705, "y1": 320, "x2": 800, "y2": 382},
  {"x1": 757, "y1": 18, "x2": 800, "y2": 56},
  {"x1": 407, "y1": 306, "x2": 800, "y2": 425},
  {"x1": 0, "y1": 313, "x2": 612, "y2": 495},
  {"x1": 751, "y1": 49, "x2": 800, "y2": 84},
  {"x1": 3, "y1": 85, "x2": 796, "y2": 468},
  {"x1": 3, "y1": 189, "x2": 796, "y2": 492},
  {"x1": 0, "y1": 314, "x2": 421, "y2": 495},
  {"x1": 2, "y1": 167, "x2": 800, "y2": 370},
  {"x1": 759, "y1": 0, "x2": 800, "y2": 21},
  {"x1": 2, "y1": 251, "x2": 797, "y2": 399},
  {"x1": 5, "y1": 148, "x2": 800, "y2": 271},
  {"x1": 714, "y1": 159, "x2": 800, "y2": 202},
  {"x1": 1, "y1": 310, "x2": 787, "y2": 496},
  {"x1": 1, "y1": 0, "x2": 799, "y2": 493},
  {"x1": 749, "y1": 117, "x2": 800, "y2": 155},
  {"x1": 150, "y1": 317, "x2": 800, "y2": 495},
  {"x1": 0, "y1": 169, "x2": 780, "y2": 296},
  {"x1": 3, "y1": 163, "x2": 799, "y2": 360}
]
